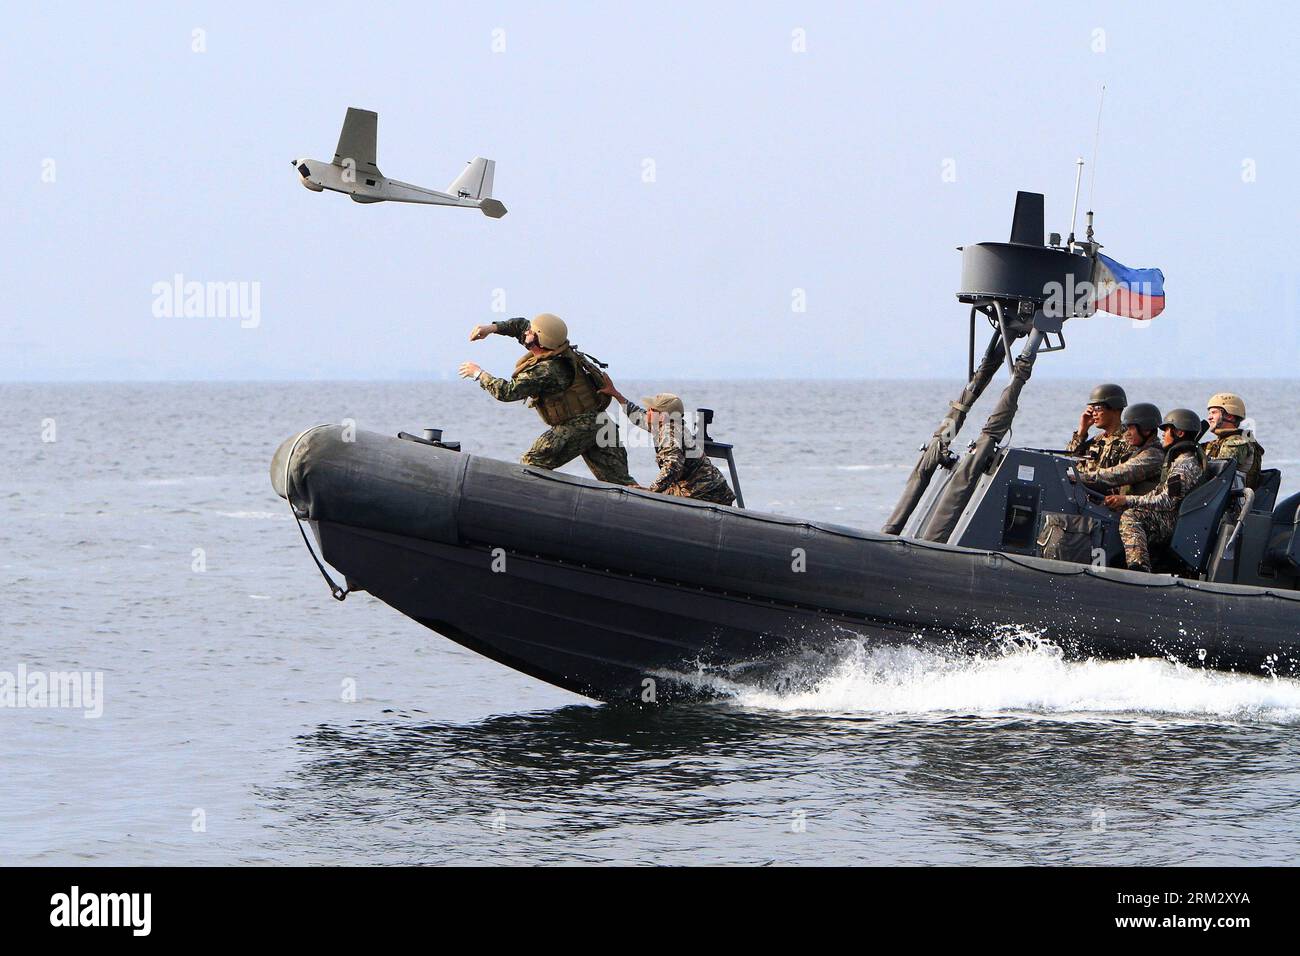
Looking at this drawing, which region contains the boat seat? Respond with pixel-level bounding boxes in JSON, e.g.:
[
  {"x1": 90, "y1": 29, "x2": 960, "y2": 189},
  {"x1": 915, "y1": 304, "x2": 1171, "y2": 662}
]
[
  {"x1": 1266, "y1": 492, "x2": 1300, "y2": 570},
  {"x1": 1252, "y1": 468, "x2": 1281, "y2": 513},
  {"x1": 1169, "y1": 459, "x2": 1237, "y2": 575}
]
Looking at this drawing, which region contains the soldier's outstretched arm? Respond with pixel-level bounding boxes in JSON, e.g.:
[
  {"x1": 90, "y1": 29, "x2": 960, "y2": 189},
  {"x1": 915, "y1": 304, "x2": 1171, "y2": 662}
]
[
  {"x1": 469, "y1": 318, "x2": 529, "y2": 343},
  {"x1": 622, "y1": 400, "x2": 651, "y2": 433},
  {"x1": 492, "y1": 317, "x2": 530, "y2": 343},
  {"x1": 477, "y1": 362, "x2": 565, "y2": 404},
  {"x1": 1080, "y1": 447, "x2": 1163, "y2": 491}
]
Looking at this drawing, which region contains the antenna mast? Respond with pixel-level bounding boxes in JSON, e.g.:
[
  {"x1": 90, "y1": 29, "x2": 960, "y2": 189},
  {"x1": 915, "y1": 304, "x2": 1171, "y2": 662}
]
[{"x1": 1086, "y1": 84, "x2": 1106, "y2": 245}]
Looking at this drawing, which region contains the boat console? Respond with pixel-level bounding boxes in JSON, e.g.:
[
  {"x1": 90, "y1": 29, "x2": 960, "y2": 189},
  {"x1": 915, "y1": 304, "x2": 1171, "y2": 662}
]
[{"x1": 885, "y1": 188, "x2": 1296, "y2": 589}]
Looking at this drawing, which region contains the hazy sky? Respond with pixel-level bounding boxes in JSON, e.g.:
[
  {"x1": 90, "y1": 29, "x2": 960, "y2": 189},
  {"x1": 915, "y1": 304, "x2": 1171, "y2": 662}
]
[{"x1": 5, "y1": 2, "x2": 1298, "y2": 381}]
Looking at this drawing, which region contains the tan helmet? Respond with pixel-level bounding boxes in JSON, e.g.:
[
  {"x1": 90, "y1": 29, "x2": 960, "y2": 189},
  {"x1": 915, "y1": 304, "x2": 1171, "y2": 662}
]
[
  {"x1": 1206, "y1": 392, "x2": 1246, "y2": 419},
  {"x1": 529, "y1": 313, "x2": 568, "y2": 350},
  {"x1": 641, "y1": 393, "x2": 685, "y2": 416}
]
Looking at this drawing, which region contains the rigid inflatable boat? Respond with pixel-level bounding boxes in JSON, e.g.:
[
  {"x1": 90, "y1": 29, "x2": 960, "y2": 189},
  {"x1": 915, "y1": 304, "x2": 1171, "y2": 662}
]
[{"x1": 272, "y1": 191, "x2": 1300, "y2": 702}]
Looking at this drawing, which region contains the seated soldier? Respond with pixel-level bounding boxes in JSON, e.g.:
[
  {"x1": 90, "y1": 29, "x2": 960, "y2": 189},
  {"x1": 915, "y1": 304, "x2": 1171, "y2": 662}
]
[
  {"x1": 1076, "y1": 402, "x2": 1163, "y2": 495},
  {"x1": 1041, "y1": 401, "x2": 1166, "y2": 565},
  {"x1": 599, "y1": 378, "x2": 736, "y2": 506},
  {"x1": 1203, "y1": 392, "x2": 1264, "y2": 490},
  {"x1": 1067, "y1": 383, "x2": 1130, "y2": 471},
  {"x1": 1104, "y1": 408, "x2": 1207, "y2": 573}
]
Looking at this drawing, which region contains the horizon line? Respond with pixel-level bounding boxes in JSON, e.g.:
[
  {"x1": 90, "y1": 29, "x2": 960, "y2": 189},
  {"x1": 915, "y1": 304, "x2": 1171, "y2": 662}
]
[{"x1": 5, "y1": 374, "x2": 1300, "y2": 386}]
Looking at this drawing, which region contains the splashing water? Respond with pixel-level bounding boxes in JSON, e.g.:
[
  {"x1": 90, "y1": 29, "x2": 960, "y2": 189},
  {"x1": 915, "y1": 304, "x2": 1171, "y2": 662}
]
[{"x1": 711, "y1": 638, "x2": 1300, "y2": 725}]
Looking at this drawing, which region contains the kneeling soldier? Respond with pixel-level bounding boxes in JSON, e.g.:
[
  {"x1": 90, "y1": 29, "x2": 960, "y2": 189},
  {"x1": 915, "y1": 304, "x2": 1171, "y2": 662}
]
[
  {"x1": 1105, "y1": 408, "x2": 1207, "y2": 573},
  {"x1": 600, "y1": 378, "x2": 736, "y2": 505}
]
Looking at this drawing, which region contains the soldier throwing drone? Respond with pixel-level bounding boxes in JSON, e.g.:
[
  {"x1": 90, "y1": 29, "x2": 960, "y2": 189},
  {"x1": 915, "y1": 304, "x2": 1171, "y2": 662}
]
[
  {"x1": 459, "y1": 313, "x2": 737, "y2": 505},
  {"x1": 459, "y1": 313, "x2": 636, "y2": 487}
]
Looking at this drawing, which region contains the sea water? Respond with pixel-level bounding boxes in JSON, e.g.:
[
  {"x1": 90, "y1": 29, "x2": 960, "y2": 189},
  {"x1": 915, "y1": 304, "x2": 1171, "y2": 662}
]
[{"x1": 3, "y1": 379, "x2": 1299, "y2": 865}]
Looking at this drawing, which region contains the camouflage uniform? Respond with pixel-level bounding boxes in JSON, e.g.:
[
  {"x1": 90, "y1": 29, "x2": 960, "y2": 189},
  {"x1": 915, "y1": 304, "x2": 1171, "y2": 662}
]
[
  {"x1": 1039, "y1": 431, "x2": 1156, "y2": 562},
  {"x1": 1203, "y1": 429, "x2": 1264, "y2": 489},
  {"x1": 625, "y1": 401, "x2": 735, "y2": 505},
  {"x1": 1118, "y1": 445, "x2": 1206, "y2": 572},
  {"x1": 1076, "y1": 434, "x2": 1162, "y2": 495},
  {"x1": 477, "y1": 319, "x2": 635, "y2": 485},
  {"x1": 1066, "y1": 426, "x2": 1130, "y2": 470}
]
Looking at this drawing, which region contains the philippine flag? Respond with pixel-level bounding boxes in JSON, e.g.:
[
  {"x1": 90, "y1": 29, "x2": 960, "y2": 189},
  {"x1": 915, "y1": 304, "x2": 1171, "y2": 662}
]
[{"x1": 1091, "y1": 253, "x2": 1166, "y2": 320}]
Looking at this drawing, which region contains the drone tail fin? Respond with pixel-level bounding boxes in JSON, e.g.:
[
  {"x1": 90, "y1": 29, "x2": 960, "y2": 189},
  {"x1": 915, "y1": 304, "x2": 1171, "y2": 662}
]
[{"x1": 448, "y1": 157, "x2": 495, "y2": 201}]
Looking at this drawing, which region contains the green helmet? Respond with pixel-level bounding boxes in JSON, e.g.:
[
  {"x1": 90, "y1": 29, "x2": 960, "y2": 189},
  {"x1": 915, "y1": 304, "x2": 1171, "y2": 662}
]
[
  {"x1": 1087, "y1": 383, "x2": 1128, "y2": 410},
  {"x1": 1121, "y1": 402, "x2": 1161, "y2": 432},
  {"x1": 1160, "y1": 408, "x2": 1202, "y2": 435}
]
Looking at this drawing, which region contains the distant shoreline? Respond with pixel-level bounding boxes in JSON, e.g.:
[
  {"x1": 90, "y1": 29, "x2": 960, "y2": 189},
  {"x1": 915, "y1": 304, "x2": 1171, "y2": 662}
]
[{"x1": 5, "y1": 376, "x2": 1300, "y2": 386}]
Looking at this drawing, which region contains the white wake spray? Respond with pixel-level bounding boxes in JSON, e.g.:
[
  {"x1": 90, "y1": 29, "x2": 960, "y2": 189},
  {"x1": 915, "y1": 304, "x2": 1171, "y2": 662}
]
[{"x1": 712, "y1": 636, "x2": 1300, "y2": 725}]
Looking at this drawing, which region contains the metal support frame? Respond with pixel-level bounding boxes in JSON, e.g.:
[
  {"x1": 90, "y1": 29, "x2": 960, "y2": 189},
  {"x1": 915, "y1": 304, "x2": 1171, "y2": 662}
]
[{"x1": 696, "y1": 409, "x2": 745, "y2": 509}]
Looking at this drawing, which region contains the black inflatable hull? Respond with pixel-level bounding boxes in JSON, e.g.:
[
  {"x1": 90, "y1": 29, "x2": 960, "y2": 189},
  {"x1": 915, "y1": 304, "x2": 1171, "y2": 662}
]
[{"x1": 274, "y1": 427, "x2": 1300, "y2": 702}]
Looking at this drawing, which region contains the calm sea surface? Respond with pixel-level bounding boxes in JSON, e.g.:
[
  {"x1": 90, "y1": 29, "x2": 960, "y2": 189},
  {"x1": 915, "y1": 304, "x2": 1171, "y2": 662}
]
[{"x1": 4, "y1": 379, "x2": 1300, "y2": 865}]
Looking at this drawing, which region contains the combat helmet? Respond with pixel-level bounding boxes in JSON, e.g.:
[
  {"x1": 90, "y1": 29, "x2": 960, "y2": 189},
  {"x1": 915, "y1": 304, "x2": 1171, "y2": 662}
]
[
  {"x1": 1121, "y1": 402, "x2": 1162, "y2": 432},
  {"x1": 529, "y1": 313, "x2": 569, "y2": 350},
  {"x1": 1087, "y1": 383, "x2": 1128, "y2": 410},
  {"x1": 1160, "y1": 408, "x2": 1203, "y2": 435},
  {"x1": 1206, "y1": 392, "x2": 1246, "y2": 419}
]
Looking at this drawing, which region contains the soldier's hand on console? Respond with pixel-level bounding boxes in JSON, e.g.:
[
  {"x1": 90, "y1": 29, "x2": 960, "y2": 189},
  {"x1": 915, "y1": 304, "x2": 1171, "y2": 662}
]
[
  {"x1": 458, "y1": 362, "x2": 483, "y2": 380},
  {"x1": 469, "y1": 324, "x2": 495, "y2": 342},
  {"x1": 1104, "y1": 494, "x2": 1127, "y2": 511}
]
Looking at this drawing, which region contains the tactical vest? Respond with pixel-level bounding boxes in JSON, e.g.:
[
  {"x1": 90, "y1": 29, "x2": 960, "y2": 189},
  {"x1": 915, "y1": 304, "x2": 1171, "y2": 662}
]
[
  {"x1": 515, "y1": 346, "x2": 610, "y2": 427},
  {"x1": 1158, "y1": 442, "x2": 1206, "y2": 488},
  {"x1": 1093, "y1": 430, "x2": 1130, "y2": 470},
  {"x1": 1204, "y1": 429, "x2": 1264, "y2": 489},
  {"x1": 1073, "y1": 428, "x2": 1128, "y2": 469}
]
